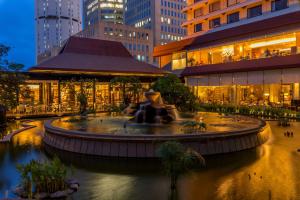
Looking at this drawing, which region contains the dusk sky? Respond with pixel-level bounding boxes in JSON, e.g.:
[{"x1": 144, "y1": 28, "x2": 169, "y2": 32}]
[{"x1": 0, "y1": 0, "x2": 35, "y2": 70}]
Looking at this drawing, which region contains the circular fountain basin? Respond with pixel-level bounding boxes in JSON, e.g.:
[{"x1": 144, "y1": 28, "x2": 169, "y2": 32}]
[{"x1": 43, "y1": 112, "x2": 270, "y2": 158}]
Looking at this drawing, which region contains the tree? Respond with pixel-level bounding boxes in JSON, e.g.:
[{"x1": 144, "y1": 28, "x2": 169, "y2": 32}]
[
  {"x1": 152, "y1": 74, "x2": 198, "y2": 112},
  {"x1": 157, "y1": 141, "x2": 205, "y2": 199},
  {"x1": 0, "y1": 45, "x2": 27, "y2": 121}
]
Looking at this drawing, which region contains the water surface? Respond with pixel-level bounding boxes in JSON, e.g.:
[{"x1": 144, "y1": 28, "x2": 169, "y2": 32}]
[{"x1": 0, "y1": 119, "x2": 300, "y2": 200}]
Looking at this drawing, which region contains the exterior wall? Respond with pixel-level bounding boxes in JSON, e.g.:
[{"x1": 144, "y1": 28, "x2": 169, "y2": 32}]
[
  {"x1": 35, "y1": 0, "x2": 82, "y2": 62},
  {"x1": 125, "y1": 0, "x2": 187, "y2": 64},
  {"x1": 187, "y1": 68, "x2": 300, "y2": 107},
  {"x1": 83, "y1": 0, "x2": 124, "y2": 27},
  {"x1": 76, "y1": 22, "x2": 154, "y2": 64},
  {"x1": 183, "y1": 0, "x2": 300, "y2": 37}
]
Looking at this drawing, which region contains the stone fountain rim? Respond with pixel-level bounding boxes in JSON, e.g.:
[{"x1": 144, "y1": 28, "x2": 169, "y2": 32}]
[{"x1": 44, "y1": 115, "x2": 266, "y2": 140}]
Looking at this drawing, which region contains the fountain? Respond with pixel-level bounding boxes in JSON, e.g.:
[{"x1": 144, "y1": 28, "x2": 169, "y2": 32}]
[{"x1": 132, "y1": 90, "x2": 178, "y2": 124}]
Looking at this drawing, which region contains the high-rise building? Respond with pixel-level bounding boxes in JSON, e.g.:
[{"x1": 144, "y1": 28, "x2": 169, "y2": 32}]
[
  {"x1": 83, "y1": 0, "x2": 124, "y2": 27},
  {"x1": 76, "y1": 21, "x2": 153, "y2": 64},
  {"x1": 183, "y1": 0, "x2": 300, "y2": 38},
  {"x1": 35, "y1": 0, "x2": 82, "y2": 63},
  {"x1": 125, "y1": 0, "x2": 187, "y2": 47}
]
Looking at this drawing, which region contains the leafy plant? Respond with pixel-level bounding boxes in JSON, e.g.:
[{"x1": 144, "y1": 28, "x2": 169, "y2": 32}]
[
  {"x1": 157, "y1": 141, "x2": 205, "y2": 196},
  {"x1": 16, "y1": 157, "x2": 71, "y2": 198},
  {"x1": 181, "y1": 121, "x2": 206, "y2": 134},
  {"x1": 152, "y1": 74, "x2": 199, "y2": 112},
  {"x1": 0, "y1": 45, "x2": 28, "y2": 111}
]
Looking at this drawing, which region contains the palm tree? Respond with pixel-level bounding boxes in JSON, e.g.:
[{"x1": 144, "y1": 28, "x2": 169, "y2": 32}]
[{"x1": 157, "y1": 141, "x2": 206, "y2": 199}]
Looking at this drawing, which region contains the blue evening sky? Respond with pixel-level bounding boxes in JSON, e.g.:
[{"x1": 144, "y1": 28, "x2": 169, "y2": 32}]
[{"x1": 0, "y1": 0, "x2": 35, "y2": 70}]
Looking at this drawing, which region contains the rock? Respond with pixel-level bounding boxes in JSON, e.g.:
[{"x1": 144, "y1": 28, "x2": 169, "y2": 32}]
[
  {"x1": 13, "y1": 186, "x2": 26, "y2": 197},
  {"x1": 69, "y1": 183, "x2": 79, "y2": 191},
  {"x1": 50, "y1": 190, "x2": 68, "y2": 199},
  {"x1": 66, "y1": 179, "x2": 80, "y2": 186},
  {"x1": 161, "y1": 115, "x2": 174, "y2": 124},
  {"x1": 67, "y1": 188, "x2": 75, "y2": 195},
  {"x1": 35, "y1": 192, "x2": 48, "y2": 199},
  {"x1": 144, "y1": 105, "x2": 157, "y2": 123}
]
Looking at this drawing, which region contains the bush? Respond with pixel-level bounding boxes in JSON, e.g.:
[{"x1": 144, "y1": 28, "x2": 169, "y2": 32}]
[
  {"x1": 0, "y1": 105, "x2": 6, "y2": 125},
  {"x1": 17, "y1": 157, "x2": 71, "y2": 198},
  {"x1": 152, "y1": 74, "x2": 199, "y2": 112}
]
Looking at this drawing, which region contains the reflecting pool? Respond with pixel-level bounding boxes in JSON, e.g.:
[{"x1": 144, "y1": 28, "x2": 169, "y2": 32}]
[
  {"x1": 52, "y1": 112, "x2": 261, "y2": 135},
  {"x1": 1, "y1": 119, "x2": 300, "y2": 199}
]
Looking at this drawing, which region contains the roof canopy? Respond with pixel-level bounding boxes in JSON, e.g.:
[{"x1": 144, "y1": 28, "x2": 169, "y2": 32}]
[{"x1": 30, "y1": 37, "x2": 167, "y2": 76}]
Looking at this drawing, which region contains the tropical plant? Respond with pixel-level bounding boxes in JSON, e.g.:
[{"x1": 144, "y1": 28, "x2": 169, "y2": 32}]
[
  {"x1": 0, "y1": 45, "x2": 28, "y2": 111},
  {"x1": 152, "y1": 74, "x2": 199, "y2": 112},
  {"x1": 17, "y1": 157, "x2": 71, "y2": 198},
  {"x1": 181, "y1": 120, "x2": 206, "y2": 134},
  {"x1": 157, "y1": 141, "x2": 205, "y2": 199}
]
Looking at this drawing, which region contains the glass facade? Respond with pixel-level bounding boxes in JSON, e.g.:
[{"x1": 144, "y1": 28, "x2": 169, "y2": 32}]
[
  {"x1": 171, "y1": 31, "x2": 300, "y2": 69},
  {"x1": 12, "y1": 80, "x2": 150, "y2": 115}
]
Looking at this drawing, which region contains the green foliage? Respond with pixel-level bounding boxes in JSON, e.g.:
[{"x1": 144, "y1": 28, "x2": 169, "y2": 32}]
[
  {"x1": 17, "y1": 157, "x2": 71, "y2": 198},
  {"x1": 110, "y1": 77, "x2": 144, "y2": 105},
  {"x1": 157, "y1": 141, "x2": 205, "y2": 190},
  {"x1": 199, "y1": 103, "x2": 296, "y2": 119},
  {"x1": 181, "y1": 121, "x2": 206, "y2": 134},
  {"x1": 152, "y1": 74, "x2": 198, "y2": 112},
  {"x1": 0, "y1": 44, "x2": 27, "y2": 110}
]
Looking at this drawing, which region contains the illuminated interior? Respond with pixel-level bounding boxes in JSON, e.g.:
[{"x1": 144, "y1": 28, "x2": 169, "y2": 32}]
[
  {"x1": 171, "y1": 31, "x2": 300, "y2": 68},
  {"x1": 14, "y1": 80, "x2": 150, "y2": 114}
]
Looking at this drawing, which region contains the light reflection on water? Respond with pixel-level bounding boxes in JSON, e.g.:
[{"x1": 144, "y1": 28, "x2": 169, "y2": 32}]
[
  {"x1": 1, "y1": 120, "x2": 300, "y2": 199},
  {"x1": 52, "y1": 112, "x2": 260, "y2": 135}
]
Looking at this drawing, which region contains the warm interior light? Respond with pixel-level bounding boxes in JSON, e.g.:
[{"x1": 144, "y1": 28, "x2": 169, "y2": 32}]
[{"x1": 249, "y1": 37, "x2": 296, "y2": 48}]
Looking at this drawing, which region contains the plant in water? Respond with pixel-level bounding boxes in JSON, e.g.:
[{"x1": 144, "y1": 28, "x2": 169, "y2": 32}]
[
  {"x1": 157, "y1": 141, "x2": 205, "y2": 200},
  {"x1": 16, "y1": 157, "x2": 72, "y2": 198},
  {"x1": 181, "y1": 120, "x2": 207, "y2": 134}
]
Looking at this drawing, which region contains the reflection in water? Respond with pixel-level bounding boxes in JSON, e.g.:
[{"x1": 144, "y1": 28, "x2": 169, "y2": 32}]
[{"x1": 1, "y1": 120, "x2": 300, "y2": 199}]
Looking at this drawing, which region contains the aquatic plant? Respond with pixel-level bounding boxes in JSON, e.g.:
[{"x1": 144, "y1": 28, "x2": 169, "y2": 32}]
[
  {"x1": 181, "y1": 120, "x2": 206, "y2": 134},
  {"x1": 16, "y1": 157, "x2": 72, "y2": 198}
]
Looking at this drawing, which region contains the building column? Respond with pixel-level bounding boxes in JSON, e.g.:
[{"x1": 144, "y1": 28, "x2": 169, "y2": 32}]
[
  {"x1": 93, "y1": 79, "x2": 96, "y2": 110},
  {"x1": 58, "y1": 80, "x2": 61, "y2": 112}
]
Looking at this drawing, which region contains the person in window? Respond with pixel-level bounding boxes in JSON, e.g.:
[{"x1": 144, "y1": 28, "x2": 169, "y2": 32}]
[{"x1": 265, "y1": 49, "x2": 271, "y2": 57}]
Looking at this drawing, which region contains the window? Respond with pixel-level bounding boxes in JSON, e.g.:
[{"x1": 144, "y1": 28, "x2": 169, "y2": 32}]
[
  {"x1": 194, "y1": 23, "x2": 202, "y2": 33},
  {"x1": 227, "y1": 0, "x2": 239, "y2": 7},
  {"x1": 209, "y1": 18, "x2": 221, "y2": 29},
  {"x1": 247, "y1": 5, "x2": 262, "y2": 18},
  {"x1": 271, "y1": 0, "x2": 288, "y2": 11},
  {"x1": 227, "y1": 12, "x2": 239, "y2": 24},
  {"x1": 209, "y1": 1, "x2": 221, "y2": 12},
  {"x1": 194, "y1": 8, "x2": 203, "y2": 18}
]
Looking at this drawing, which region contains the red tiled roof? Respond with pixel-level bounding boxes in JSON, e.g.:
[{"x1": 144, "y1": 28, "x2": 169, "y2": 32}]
[
  {"x1": 181, "y1": 54, "x2": 300, "y2": 77},
  {"x1": 30, "y1": 37, "x2": 167, "y2": 76},
  {"x1": 153, "y1": 11, "x2": 300, "y2": 57}
]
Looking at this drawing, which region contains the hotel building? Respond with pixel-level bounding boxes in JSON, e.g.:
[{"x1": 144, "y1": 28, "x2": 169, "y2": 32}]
[
  {"x1": 9, "y1": 37, "x2": 166, "y2": 116},
  {"x1": 76, "y1": 22, "x2": 154, "y2": 64},
  {"x1": 35, "y1": 0, "x2": 82, "y2": 63},
  {"x1": 154, "y1": 1, "x2": 300, "y2": 108},
  {"x1": 83, "y1": 0, "x2": 124, "y2": 27},
  {"x1": 125, "y1": 0, "x2": 187, "y2": 64}
]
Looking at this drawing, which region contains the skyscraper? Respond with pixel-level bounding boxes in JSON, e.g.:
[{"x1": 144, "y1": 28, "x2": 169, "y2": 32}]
[
  {"x1": 35, "y1": 0, "x2": 82, "y2": 62},
  {"x1": 83, "y1": 0, "x2": 124, "y2": 27},
  {"x1": 125, "y1": 0, "x2": 187, "y2": 46}
]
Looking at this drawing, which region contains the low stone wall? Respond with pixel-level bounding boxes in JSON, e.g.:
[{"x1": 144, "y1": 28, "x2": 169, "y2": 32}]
[{"x1": 43, "y1": 119, "x2": 269, "y2": 158}]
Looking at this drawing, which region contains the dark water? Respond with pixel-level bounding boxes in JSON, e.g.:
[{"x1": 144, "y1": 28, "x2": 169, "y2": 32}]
[
  {"x1": 1, "y1": 120, "x2": 300, "y2": 199},
  {"x1": 52, "y1": 113, "x2": 260, "y2": 135}
]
